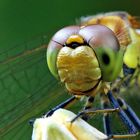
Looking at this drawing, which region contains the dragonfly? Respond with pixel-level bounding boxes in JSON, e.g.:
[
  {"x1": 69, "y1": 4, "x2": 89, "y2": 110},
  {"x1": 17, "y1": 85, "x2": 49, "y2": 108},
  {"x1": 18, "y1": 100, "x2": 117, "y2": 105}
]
[
  {"x1": 46, "y1": 11, "x2": 140, "y2": 139},
  {"x1": 0, "y1": 11, "x2": 140, "y2": 140}
]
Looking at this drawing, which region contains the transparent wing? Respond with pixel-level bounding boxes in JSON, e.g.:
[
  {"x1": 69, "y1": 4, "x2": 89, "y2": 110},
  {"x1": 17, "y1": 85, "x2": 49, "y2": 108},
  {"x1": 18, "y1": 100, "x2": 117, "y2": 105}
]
[{"x1": 0, "y1": 35, "x2": 68, "y2": 140}]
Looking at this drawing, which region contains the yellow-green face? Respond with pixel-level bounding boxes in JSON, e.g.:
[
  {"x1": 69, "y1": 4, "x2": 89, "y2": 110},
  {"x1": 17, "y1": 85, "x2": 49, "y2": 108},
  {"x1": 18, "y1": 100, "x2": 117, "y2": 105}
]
[
  {"x1": 57, "y1": 45, "x2": 101, "y2": 94},
  {"x1": 47, "y1": 25, "x2": 123, "y2": 95}
]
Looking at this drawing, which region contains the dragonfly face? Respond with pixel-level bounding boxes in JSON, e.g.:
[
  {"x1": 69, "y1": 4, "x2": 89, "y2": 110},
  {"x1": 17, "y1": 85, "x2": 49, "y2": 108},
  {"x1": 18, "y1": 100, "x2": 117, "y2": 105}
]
[
  {"x1": 47, "y1": 25, "x2": 124, "y2": 95},
  {"x1": 57, "y1": 45, "x2": 101, "y2": 94}
]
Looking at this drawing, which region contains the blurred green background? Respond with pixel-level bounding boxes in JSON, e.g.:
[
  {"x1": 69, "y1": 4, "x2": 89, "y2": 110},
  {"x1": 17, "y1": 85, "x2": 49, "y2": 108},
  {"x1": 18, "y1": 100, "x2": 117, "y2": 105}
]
[
  {"x1": 0, "y1": 0, "x2": 140, "y2": 140},
  {"x1": 0, "y1": 0, "x2": 140, "y2": 49}
]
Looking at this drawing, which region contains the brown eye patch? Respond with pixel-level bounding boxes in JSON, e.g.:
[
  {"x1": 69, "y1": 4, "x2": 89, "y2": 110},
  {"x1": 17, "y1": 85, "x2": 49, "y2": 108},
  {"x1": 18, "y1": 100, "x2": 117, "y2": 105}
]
[{"x1": 79, "y1": 25, "x2": 120, "y2": 51}]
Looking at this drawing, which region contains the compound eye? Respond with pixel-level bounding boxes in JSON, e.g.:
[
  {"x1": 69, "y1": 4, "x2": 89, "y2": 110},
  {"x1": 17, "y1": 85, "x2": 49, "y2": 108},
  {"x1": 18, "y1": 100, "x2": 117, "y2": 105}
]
[
  {"x1": 79, "y1": 25, "x2": 120, "y2": 51},
  {"x1": 79, "y1": 25, "x2": 123, "y2": 82},
  {"x1": 47, "y1": 41, "x2": 62, "y2": 79},
  {"x1": 47, "y1": 26, "x2": 80, "y2": 79},
  {"x1": 102, "y1": 52, "x2": 110, "y2": 65}
]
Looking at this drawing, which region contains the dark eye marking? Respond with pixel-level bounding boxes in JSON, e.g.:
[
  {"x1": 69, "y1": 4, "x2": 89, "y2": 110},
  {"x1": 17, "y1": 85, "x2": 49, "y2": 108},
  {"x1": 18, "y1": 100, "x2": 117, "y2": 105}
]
[
  {"x1": 67, "y1": 42, "x2": 82, "y2": 48},
  {"x1": 66, "y1": 42, "x2": 87, "y2": 49},
  {"x1": 102, "y1": 53, "x2": 110, "y2": 65}
]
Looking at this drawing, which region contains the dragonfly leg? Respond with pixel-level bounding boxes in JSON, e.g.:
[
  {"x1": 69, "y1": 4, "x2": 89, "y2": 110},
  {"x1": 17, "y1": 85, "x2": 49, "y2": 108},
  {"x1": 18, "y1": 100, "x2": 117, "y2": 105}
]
[
  {"x1": 29, "y1": 95, "x2": 80, "y2": 126},
  {"x1": 83, "y1": 96, "x2": 95, "y2": 110},
  {"x1": 100, "y1": 94, "x2": 112, "y2": 136},
  {"x1": 82, "y1": 96, "x2": 94, "y2": 121},
  {"x1": 44, "y1": 95, "x2": 80, "y2": 117},
  {"x1": 107, "y1": 91, "x2": 139, "y2": 136},
  {"x1": 70, "y1": 106, "x2": 138, "y2": 139},
  {"x1": 111, "y1": 64, "x2": 136, "y2": 93},
  {"x1": 71, "y1": 106, "x2": 119, "y2": 123},
  {"x1": 105, "y1": 133, "x2": 138, "y2": 139},
  {"x1": 117, "y1": 97, "x2": 140, "y2": 130}
]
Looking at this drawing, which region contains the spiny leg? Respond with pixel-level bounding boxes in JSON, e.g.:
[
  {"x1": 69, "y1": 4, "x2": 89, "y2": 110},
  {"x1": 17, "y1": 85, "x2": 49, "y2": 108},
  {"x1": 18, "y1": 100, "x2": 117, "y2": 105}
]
[
  {"x1": 101, "y1": 94, "x2": 112, "y2": 136},
  {"x1": 84, "y1": 96, "x2": 95, "y2": 110},
  {"x1": 119, "y1": 63, "x2": 140, "y2": 88},
  {"x1": 29, "y1": 95, "x2": 80, "y2": 125},
  {"x1": 107, "y1": 90, "x2": 138, "y2": 138},
  {"x1": 117, "y1": 97, "x2": 140, "y2": 130},
  {"x1": 70, "y1": 95, "x2": 137, "y2": 139},
  {"x1": 120, "y1": 62, "x2": 140, "y2": 130},
  {"x1": 82, "y1": 96, "x2": 95, "y2": 121},
  {"x1": 71, "y1": 95, "x2": 116, "y2": 122},
  {"x1": 111, "y1": 64, "x2": 136, "y2": 93},
  {"x1": 44, "y1": 95, "x2": 80, "y2": 117},
  {"x1": 71, "y1": 106, "x2": 119, "y2": 123}
]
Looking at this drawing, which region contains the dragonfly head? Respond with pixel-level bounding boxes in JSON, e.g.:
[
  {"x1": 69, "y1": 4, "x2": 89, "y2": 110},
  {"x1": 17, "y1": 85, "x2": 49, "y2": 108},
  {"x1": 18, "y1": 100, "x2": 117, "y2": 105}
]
[{"x1": 47, "y1": 25, "x2": 124, "y2": 95}]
